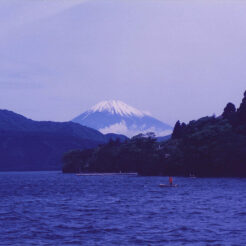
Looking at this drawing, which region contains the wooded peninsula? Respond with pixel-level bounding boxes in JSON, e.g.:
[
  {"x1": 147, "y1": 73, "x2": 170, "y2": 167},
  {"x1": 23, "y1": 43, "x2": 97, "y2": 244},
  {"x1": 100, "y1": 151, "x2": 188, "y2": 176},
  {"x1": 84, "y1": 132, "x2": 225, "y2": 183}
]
[{"x1": 62, "y1": 90, "x2": 246, "y2": 177}]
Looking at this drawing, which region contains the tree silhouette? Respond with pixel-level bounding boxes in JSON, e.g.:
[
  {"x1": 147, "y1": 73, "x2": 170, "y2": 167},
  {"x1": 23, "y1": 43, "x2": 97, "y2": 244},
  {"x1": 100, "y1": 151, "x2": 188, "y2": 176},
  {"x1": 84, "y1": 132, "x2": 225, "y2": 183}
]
[
  {"x1": 172, "y1": 121, "x2": 182, "y2": 139},
  {"x1": 222, "y1": 102, "x2": 236, "y2": 119},
  {"x1": 237, "y1": 90, "x2": 246, "y2": 123}
]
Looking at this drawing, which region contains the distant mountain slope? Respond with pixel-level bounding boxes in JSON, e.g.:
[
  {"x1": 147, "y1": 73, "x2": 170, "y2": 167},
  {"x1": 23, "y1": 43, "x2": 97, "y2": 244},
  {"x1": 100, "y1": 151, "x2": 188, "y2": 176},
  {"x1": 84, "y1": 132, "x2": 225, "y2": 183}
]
[
  {"x1": 0, "y1": 110, "x2": 105, "y2": 142},
  {"x1": 0, "y1": 109, "x2": 124, "y2": 171},
  {"x1": 104, "y1": 133, "x2": 128, "y2": 143},
  {"x1": 0, "y1": 131, "x2": 100, "y2": 171},
  {"x1": 72, "y1": 100, "x2": 172, "y2": 137},
  {"x1": 156, "y1": 135, "x2": 171, "y2": 142}
]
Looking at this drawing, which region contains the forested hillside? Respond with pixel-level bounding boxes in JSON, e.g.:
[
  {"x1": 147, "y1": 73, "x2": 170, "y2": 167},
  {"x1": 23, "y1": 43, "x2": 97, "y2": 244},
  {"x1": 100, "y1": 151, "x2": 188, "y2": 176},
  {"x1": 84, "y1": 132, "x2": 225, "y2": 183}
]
[{"x1": 63, "y1": 90, "x2": 246, "y2": 177}]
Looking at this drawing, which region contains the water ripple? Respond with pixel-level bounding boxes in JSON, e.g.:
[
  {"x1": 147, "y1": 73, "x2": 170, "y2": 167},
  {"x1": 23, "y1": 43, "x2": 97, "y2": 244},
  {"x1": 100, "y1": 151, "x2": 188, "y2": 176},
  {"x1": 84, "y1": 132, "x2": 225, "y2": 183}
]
[{"x1": 0, "y1": 172, "x2": 246, "y2": 245}]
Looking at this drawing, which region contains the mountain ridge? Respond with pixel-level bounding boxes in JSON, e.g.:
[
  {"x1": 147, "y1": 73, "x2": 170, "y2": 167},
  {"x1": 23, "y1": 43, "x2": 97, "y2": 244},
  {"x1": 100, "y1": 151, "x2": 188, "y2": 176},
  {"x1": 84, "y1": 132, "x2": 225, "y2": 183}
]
[
  {"x1": 73, "y1": 100, "x2": 172, "y2": 137},
  {"x1": 0, "y1": 109, "x2": 127, "y2": 171},
  {"x1": 89, "y1": 100, "x2": 146, "y2": 117}
]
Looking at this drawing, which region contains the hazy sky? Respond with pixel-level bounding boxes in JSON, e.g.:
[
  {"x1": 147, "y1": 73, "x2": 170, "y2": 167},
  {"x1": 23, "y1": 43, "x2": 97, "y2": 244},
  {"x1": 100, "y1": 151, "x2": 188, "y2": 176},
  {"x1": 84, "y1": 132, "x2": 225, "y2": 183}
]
[{"x1": 0, "y1": 0, "x2": 246, "y2": 126}]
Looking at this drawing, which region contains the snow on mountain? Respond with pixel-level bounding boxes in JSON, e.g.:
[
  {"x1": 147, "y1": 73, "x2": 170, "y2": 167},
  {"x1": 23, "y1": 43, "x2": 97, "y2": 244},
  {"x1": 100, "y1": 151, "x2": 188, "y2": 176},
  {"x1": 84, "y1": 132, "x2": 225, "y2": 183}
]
[
  {"x1": 72, "y1": 100, "x2": 173, "y2": 137},
  {"x1": 90, "y1": 100, "x2": 145, "y2": 117}
]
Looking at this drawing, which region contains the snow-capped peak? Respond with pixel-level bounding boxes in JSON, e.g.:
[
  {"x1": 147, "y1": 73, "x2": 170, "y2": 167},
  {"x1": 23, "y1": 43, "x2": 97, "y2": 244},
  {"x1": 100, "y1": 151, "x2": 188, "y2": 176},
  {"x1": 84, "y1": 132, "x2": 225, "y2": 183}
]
[{"x1": 90, "y1": 100, "x2": 145, "y2": 117}]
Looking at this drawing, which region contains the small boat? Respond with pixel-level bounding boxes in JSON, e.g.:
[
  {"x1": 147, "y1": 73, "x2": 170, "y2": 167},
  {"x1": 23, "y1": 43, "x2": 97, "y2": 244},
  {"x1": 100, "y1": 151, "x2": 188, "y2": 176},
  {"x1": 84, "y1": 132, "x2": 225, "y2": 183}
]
[{"x1": 159, "y1": 184, "x2": 178, "y2": 188}]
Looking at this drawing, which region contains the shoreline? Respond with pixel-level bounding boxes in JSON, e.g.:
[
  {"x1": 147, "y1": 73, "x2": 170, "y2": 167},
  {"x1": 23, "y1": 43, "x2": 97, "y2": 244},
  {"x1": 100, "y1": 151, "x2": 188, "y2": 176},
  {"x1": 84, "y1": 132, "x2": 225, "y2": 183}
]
[{"x1": 75, "y1": 172, "x2": 138, "y2": 176}]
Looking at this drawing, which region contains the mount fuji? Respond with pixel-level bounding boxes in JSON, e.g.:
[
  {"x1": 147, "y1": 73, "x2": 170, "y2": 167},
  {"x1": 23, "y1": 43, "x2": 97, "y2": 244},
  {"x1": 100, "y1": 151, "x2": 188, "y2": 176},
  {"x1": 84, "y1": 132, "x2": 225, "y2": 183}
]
[{"x1": 72, "y1": 100, "x2": 172, "y2": 137}]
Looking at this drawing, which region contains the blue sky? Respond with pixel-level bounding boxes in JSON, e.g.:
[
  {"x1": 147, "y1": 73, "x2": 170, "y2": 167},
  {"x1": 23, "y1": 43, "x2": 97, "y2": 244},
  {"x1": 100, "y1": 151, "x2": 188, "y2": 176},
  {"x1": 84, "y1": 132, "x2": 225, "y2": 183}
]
[{"x1": 0, "y1": 0, "x2": 246, "y2": 126}]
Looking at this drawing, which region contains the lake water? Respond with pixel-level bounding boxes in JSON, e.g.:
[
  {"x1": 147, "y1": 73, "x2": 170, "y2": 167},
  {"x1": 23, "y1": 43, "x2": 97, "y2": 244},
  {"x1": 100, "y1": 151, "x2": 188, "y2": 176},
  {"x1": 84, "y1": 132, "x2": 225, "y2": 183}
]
[{"x1": 0, "y1": 172, "x2": 246, "y2": 245}]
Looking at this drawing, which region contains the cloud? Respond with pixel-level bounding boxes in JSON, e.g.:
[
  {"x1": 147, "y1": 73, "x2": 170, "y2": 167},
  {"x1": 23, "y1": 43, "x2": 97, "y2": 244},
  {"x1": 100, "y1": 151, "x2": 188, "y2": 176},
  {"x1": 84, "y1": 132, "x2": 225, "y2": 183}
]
[
  {"x1": 99, "y1": 121, "x2": 130, "y2": 136},
  {"x1": 0, "y1": 81, "x2": 42, "y2": 90},
  {"x1": 0, "y1": 60, "x2": 50, "y2": 90},
  {"x1": 99, "y1": 121, "x2": 173, "y2": 138},
  {"x1": 0, "y1": 0, "x2": 91, "y2": 39}
]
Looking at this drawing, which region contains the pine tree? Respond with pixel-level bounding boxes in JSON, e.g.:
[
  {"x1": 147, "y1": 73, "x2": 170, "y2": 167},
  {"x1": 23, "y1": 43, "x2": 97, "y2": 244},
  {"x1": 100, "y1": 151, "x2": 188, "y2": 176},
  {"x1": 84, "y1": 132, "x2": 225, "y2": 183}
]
[
  {"x1": 222, "y1": 102, "x2": 236, "y2": 119},
  {"x1": 237, "y1": 90, "x2": 246, "y2": 123},
  {"x1": 172, "y1": 121, "x2": 182, "y2": 139}
]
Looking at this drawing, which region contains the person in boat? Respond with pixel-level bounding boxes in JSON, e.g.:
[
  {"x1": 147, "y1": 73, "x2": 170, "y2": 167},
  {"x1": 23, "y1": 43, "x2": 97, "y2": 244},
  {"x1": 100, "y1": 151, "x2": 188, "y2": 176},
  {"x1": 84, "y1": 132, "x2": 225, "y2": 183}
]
[{"x1": 169, "y1": 176, "x2": 173, "y2": 186}]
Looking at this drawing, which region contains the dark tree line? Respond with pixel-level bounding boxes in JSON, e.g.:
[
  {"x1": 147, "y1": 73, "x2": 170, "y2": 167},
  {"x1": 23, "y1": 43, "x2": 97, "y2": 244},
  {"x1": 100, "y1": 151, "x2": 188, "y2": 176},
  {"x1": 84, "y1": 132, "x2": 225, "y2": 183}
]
[{"x1": 63, "y1": 90, "x2": 246, "y2": 177}]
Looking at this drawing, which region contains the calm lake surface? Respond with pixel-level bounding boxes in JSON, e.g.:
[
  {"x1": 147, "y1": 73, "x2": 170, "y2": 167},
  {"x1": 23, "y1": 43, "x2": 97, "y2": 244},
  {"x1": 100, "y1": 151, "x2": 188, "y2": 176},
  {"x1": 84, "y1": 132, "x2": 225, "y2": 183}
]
[{"x1": 0, "y1": 172, "x2": 246, "y2": 245}]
